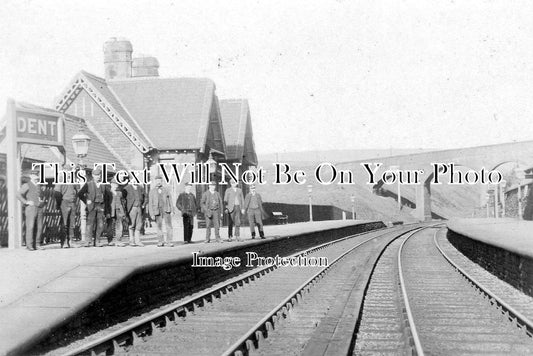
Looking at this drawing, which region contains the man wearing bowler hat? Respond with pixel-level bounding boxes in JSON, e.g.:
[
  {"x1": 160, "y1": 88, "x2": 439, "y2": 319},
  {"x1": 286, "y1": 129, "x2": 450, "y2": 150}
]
[
  {"x1": 200, "y1": 182, "x2": 223, "y2": 243},
  {"x1": 124, "y1": 174, "x2": 146, "y2": 247},
  {"x1": 17, "y1": 169, "x2": 46, "y2": 250},
  {"x1": 176, "y1": 183, "x2": 197, "y2": 244},
  {"x1": 77, "y1": 168, "x2": 111, "y2": 247}
]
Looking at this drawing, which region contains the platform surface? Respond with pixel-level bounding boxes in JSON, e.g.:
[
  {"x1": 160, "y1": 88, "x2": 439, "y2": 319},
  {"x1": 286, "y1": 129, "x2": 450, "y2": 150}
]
[
  {"x1": 447, "y1": 218, "x2": 533, "y2": 259},
  {"x1": 0, "y1": 220, "x2": 376, "y2": 355}
]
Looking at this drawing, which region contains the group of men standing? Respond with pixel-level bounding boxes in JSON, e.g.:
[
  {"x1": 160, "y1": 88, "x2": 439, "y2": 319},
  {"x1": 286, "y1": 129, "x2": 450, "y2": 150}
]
[
  {"x1": 191, "y1": 179, "x2": 267, "y2": 243},
  {"x1": 17, "y1": 167, "x2": 266, "y2": 250}
]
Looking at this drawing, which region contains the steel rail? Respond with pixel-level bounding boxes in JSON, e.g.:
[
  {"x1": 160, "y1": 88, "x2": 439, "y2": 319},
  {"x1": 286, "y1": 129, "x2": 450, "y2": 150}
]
[
  {"x1": 433, "y1": 228, "x2": 533, "y2": 338},
  {"x1": 222, "y1": 225, "x2": 426, "y2": 356},
  {"x1": 62, "y1": 227, "x2": 395, "y2": 356},
  {"x1": 397, "y1": 228, "x2": 427, "y2": 356}
]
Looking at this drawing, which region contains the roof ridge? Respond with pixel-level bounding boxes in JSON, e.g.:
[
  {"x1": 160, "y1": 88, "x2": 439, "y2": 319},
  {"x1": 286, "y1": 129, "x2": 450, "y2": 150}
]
[{"x1": 80, "y1": 70, "x2": 106, "y2": 83}]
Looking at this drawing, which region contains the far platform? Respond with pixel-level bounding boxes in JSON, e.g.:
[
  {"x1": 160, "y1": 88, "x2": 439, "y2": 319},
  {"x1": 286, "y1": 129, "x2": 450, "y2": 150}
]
[
  {"x1": 0, "y1": 219, "x2": 382, "y2": 356},
  {"x1": 447, "y1": 218, "x2": 533, "y2": 259}
]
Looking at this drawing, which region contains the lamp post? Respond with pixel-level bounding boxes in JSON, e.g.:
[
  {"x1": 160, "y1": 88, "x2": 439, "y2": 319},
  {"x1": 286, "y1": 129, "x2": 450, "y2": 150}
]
[
  {"x1": 307, "y1": 184, "x2": 313, "y2": 222},
  {"x1": 513, "y1": 165, "x2": 525, "y2": 220},
  {"x1": 71, "y1": 125, "x2": 91, "y2": 243},
  {"x1": 350, "y1": 193, "x2": 356, "y2": 220},
  {"x1": 485, "y1": 192, "x2": 491, "y2": 218},
  {"x1": 389, "y1": 165, "x2": 401, "y2": 210},
  {"x1": 500, "y1": 180, "x2": 507, "y2": 218},
  {"x1": 492, "y1": 183, "x2": 499, "y2": 219}
]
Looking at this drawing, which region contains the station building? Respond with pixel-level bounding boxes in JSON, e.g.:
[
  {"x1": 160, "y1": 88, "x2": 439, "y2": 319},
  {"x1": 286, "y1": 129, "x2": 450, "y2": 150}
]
[
  {"x1": 54, "y1": 37, "x2": 257, "y2": 203},
  {"x1": 0, "y1": 37, "x2": 259, "y2": 247}
]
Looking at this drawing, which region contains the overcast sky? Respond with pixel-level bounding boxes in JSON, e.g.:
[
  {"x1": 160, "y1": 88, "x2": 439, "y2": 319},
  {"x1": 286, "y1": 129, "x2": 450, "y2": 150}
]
[{"x1": 2, "y1": 0, "x2": 533, "y2": 154}]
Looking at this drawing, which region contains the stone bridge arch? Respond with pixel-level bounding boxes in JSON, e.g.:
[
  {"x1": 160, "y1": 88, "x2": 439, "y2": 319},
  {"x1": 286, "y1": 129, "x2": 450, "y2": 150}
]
[{"x1": 361, "y1": 140, "x2": 533, "y2": 221}]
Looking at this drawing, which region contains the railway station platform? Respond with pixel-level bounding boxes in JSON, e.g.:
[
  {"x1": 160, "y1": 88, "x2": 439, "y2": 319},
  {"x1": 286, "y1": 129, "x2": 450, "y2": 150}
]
[
  {"x1": 447, "y1": 218, "x2": 533, "y2": 258},
  {"x1": 446, "y1": 218, "x2": 533, "y2": 299},
  {"x1": 0, "y1": 220, "x2": 384, "y2": 355}
]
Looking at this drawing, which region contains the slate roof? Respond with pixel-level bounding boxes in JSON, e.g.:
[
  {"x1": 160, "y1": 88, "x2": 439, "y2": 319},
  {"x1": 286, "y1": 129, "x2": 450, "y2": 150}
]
[
  {"x1": 81, "y1": 71, "x2": 154, "y2": 148},
  {"x1": 219, "y1": 99, "x2": 257, "y2": 165},
  {"x1": 108, "y1": 76, "x2": 219, "y2": 151}
]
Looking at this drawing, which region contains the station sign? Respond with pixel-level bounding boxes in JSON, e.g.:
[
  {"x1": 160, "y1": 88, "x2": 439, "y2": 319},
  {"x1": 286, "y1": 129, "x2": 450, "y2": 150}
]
[
  {"x1": 15, "y1": 107, "x2": 64, "y2": 147},
  {"x1": 3, "y1": 99, "x2": 66, "y2": 249}
]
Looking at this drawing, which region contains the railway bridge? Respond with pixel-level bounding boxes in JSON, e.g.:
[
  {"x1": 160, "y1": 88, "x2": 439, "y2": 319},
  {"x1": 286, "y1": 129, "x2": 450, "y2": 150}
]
[{"x1": 338, "y1": 140, "x2": 533, "y2": 220}]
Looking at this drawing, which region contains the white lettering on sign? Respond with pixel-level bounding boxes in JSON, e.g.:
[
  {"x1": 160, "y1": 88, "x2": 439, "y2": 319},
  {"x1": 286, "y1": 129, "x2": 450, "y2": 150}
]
[{"x1": 17, "y1": 116, "x2": 57, "y2": 137}]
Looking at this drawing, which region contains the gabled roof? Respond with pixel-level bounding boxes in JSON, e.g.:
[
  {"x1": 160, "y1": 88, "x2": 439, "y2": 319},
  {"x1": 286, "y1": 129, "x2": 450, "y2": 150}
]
[
  {"x1": 55, "y1": 71, "x2": 153, "y2": 154},
  {"x1": 219, "y1": 99, "x2": 257, "y2": 165},
  {"x1": 108, "y1": 76, "x2": 222, "y2": 151},
  {"x1": 56, "y1": 71, "x2": 226, "y2": 153},
  {"x1": 82, "y1": 72, "x2": 154, "y2": 148}
]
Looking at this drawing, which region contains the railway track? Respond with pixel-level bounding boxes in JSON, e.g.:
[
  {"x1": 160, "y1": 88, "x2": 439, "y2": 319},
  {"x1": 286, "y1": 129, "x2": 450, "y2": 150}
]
[
  {"x1": 57, "y1": 225, "x2": 421, "y2": 356},
  {"x1": 400, "y1": 228, "x2": 533, "y2": 355},
  {"x1": 436, "y1": 229, "x2": 533, "y2": 325},
  {"x1": 354, "y1": 227, "x2": 533, "y2": 355}
]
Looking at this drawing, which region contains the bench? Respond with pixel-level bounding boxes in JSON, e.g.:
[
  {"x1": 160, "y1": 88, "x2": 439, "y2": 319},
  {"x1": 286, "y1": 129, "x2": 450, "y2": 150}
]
[{"x1": 272, "y1": 211, "x2": 288, "y2": 225}]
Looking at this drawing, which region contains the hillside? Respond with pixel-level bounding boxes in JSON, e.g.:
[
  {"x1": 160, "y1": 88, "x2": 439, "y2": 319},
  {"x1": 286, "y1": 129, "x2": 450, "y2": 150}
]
[
  {"x1": 255, "y1": 150, "x2": 482, "y2": 222},
  {"x1": 260, "y1": 148, "x2": 437, "y2": 165}
]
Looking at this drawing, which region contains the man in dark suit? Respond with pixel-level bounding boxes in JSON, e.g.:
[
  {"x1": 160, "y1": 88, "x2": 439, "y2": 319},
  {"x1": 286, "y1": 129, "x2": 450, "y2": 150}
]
[
  {"x1": 17, "y1": 170, "x2": 46, "y2": 251},
  {"x1": 200, "y1": 182, "x2": 223, "y2": 243},
  {"x1": 109, "y1": 178, "x2": 127, "y2": 247},
  {"x1": 148, "y1": 176, "x2": 175, "y2": 247},
  {"x1": 54, "y1": 164, "x2": 78, "y2": 248},
  {"x1": 244, "y1": 185, "x2": 267, "y2": 239},
  {"x1": 124, "y1": 178, "x2": 146, "y2": 247},
  {"x1": 176, "y1": 183, "x2": 197, "y2": 244},
  {"x1": 223, "y1": 179, "x2": 244, "y2": 241},
  {"x1": 77, "y1": 168, "x2": 111, "y2": 247}
]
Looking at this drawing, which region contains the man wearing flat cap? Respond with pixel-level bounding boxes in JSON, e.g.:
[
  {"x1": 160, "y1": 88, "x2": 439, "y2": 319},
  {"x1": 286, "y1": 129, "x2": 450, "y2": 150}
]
[
  {"x1": 244, "y1": 184, "x2": 267, "y2": 239},
  {"x1": 176, "y1": 183, "x2": 197, "y2": 244},
  {"x1": 224, "y1": 179, "x2": 244, "y2": 242},
  {"x1": 77, "y1": 167, "x2": 111, "y2": 247},
  {"x1": 200, "y1": 182, "x2": 223, "y2": 243},
  {"x1": 148, "y1": 175, "x2": 175, "y2": 247},
  {"x1": 17, "y1": 169, "x2": 46, "y2": 251}
]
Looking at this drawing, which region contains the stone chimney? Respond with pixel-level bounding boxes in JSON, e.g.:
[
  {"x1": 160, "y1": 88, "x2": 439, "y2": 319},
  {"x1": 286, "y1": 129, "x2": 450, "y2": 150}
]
[
  {"x1": 103, "y1": 37, "x2": 133, "y2": 80},
  {"x1": 132, "y1": 55, "x2": 160, "y2": 77}
]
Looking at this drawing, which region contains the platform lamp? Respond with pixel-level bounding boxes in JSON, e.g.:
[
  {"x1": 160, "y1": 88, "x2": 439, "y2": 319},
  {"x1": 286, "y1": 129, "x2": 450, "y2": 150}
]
[
  {"x1": 307, "y1": 184, "x2": 313, "y2": 222},
  {"x1": 500, "y1": 180, "x2": 507, "y2": 218},
  {"x1": 350, "y1": 193, "x2": 356, "y2": 220},
  {"x1": 71, "y1": 123, "x2": 91, "y2": 243},
  {"x1": 516, "y1": 169, "x2": 526, "y2": 220},
  {"x1": 485, "y1": 192, "x2": 491, "y2": 218}
]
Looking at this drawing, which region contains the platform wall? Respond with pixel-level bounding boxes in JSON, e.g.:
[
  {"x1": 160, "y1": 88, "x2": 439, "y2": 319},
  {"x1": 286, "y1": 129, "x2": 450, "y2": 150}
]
[
  {"x1": 447, "y1": 229, "x2": 533, "y2": 297},
  {"x1": 33, "y1": 221, "x2": 385, "y2": 353}
]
